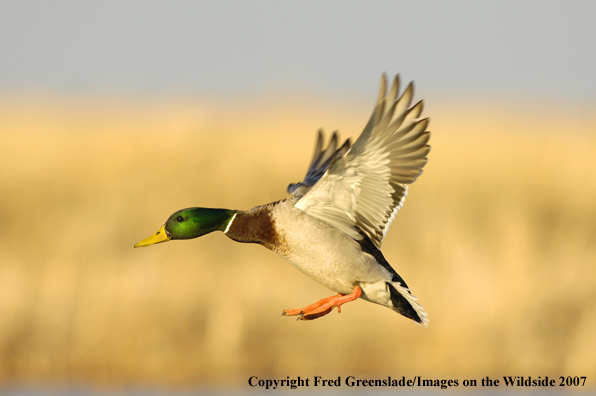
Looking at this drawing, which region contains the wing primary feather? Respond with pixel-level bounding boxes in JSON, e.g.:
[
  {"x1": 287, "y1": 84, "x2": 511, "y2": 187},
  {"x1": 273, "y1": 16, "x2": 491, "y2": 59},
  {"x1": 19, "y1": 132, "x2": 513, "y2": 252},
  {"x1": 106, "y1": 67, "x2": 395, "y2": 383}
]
[
  {"x1": 394, "y1": 81, "x2": 414, "y2": 117},
  {"x1": 387, "y1": 75, "x2": 400, "y2": 106},
  {"x1": 313, "y1": 129, "x2": 323, "y2": 160}
]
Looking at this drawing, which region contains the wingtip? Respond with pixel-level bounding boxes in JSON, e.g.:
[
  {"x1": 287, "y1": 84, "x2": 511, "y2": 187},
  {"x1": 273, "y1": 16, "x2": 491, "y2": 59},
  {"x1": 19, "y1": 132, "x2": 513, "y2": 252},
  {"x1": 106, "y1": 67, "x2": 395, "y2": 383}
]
[
  {"x1": 378, "y1": 73, "x2": 388, "y2": 102},
  {"x1": 313, "y1": 129, "x2": 324, "y2": 156},
  {"x1": 329, "y1": 131, "x2": 339, "y2": 150},
  {"x1": 404, "y1": 80, "x2": 414, "y2": 97}
]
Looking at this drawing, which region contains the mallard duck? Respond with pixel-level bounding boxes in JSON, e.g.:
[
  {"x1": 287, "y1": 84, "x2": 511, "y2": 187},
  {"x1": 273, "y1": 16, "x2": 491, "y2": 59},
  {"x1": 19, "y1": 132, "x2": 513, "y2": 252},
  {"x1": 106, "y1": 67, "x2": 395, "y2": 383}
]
[{"x1": 135, "y1": 74, "x2": 430, "y2": 325}]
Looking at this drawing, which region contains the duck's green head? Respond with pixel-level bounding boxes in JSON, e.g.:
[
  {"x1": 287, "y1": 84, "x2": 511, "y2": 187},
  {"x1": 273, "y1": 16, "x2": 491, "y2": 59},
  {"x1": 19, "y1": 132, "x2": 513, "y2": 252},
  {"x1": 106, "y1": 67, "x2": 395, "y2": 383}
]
[{"x1": 134, "y1": 207, "x2": 236, "y2": 248}]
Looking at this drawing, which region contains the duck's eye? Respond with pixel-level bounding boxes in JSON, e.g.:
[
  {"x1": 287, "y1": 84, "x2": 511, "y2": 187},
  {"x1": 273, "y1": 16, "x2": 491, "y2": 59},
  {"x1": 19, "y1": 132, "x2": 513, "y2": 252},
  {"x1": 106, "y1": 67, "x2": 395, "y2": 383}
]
[{"x1": 176, "y1": 216, "x2": 184, "y2": 222}]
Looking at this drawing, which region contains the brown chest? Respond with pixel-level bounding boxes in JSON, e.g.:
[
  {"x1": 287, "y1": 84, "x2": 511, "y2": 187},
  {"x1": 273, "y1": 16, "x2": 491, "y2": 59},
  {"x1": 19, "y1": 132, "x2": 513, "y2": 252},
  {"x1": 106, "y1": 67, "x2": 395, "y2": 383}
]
[{"x1": 225, "y1": 206, "x2": 283, "y2": 252}]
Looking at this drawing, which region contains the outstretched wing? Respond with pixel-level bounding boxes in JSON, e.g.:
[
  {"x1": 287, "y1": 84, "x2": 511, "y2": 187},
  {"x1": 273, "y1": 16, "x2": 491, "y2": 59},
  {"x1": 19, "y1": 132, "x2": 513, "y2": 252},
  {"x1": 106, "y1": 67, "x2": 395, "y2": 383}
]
[
  {"x1": 287, "y1": 130, "x2": 351, "y2": 198},
  {"x1": 295, "y1": 74, "x2": 430, "y2": 249}
]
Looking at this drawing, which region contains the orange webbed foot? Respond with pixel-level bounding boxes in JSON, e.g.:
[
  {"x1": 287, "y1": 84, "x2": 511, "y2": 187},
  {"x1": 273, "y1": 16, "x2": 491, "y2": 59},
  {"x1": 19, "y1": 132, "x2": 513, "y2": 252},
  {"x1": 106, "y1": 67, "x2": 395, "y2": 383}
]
[{"x1": 282, "y1": 286, "x2": 362, "y2": 321}]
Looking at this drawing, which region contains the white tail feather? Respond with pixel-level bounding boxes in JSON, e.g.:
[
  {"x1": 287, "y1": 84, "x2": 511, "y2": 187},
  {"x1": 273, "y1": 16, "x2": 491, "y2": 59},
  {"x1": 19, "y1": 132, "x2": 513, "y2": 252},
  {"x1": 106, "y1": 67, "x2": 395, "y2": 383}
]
[{"x1": 390, "y1": 281, "x2": 429, "y2": 326}]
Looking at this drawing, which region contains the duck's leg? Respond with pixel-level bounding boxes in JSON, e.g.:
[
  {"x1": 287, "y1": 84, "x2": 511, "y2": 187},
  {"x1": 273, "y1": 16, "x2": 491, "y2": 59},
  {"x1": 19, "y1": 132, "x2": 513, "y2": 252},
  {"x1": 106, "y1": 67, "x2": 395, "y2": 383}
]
[{"x1": 282, "y1": 286, "x2": 362, "y2": 320}]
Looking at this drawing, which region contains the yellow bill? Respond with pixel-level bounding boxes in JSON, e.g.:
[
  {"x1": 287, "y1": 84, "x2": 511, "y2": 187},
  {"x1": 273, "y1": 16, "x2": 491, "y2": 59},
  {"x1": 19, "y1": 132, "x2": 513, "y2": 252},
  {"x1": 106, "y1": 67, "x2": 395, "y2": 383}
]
[{"x1": 134, "y1": 224, "x2": 170, "y2": 248}]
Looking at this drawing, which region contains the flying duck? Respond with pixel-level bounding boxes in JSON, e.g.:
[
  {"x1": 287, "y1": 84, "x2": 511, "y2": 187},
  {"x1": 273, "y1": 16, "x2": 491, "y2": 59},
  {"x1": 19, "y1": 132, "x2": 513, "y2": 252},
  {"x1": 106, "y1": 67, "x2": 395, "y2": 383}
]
[{"x1": 135, "y1": 74, "x2": 430, "y2": 325}]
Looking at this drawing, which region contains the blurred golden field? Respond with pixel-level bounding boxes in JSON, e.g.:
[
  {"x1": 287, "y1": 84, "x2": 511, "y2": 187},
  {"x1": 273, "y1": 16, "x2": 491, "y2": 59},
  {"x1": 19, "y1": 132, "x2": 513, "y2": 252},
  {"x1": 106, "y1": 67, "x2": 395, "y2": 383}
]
[{"x1": 0, "y1": 92, "x2": 595, "y2": 389}]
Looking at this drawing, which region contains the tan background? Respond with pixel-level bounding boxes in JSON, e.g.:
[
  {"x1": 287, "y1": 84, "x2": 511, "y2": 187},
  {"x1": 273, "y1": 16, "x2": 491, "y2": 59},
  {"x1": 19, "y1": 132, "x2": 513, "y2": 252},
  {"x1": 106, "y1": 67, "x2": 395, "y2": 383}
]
[{"x1": 1, "y1": 94, "x2": 594, "y2": 389}]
